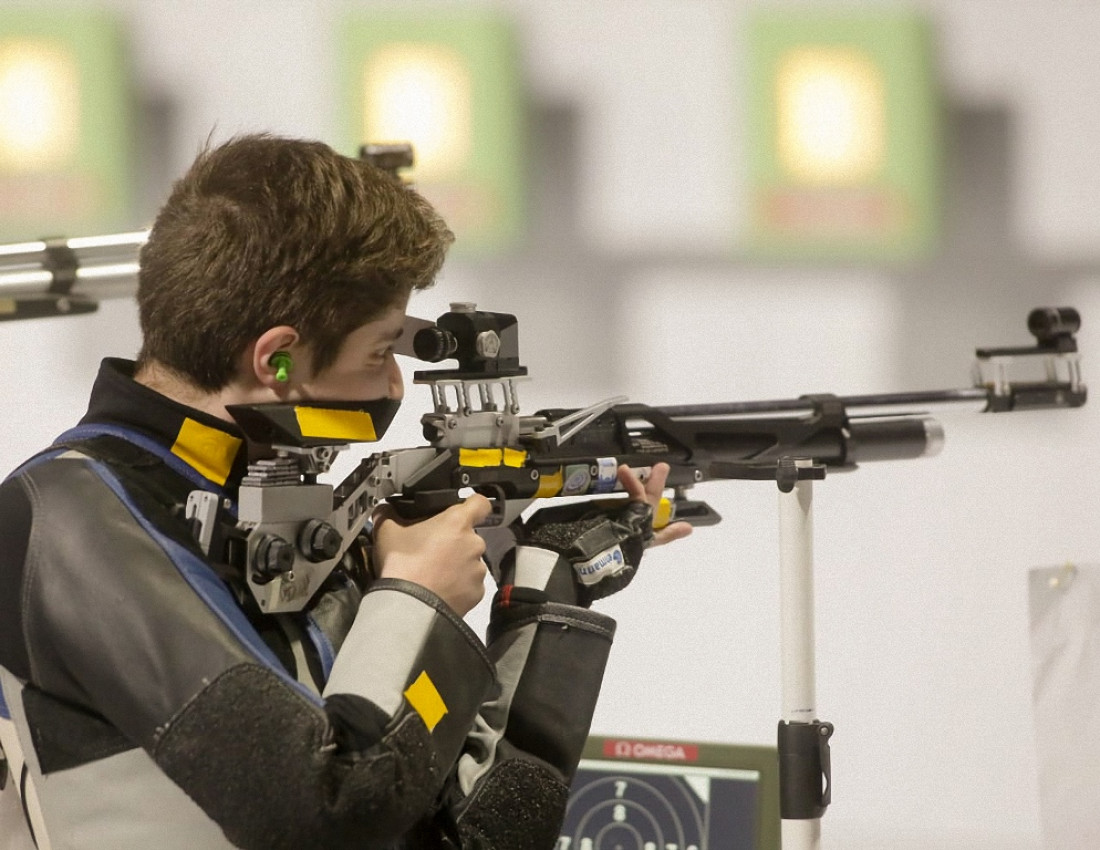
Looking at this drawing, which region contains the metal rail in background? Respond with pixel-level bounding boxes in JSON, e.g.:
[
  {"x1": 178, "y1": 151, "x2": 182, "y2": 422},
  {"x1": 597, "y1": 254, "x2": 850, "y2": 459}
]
[
  {"x1": 0, "y1": 141, "x2": 414, "y2": 321},
  {"x1": 0, "y1": 231, "x2": 148, "y2": 320}
]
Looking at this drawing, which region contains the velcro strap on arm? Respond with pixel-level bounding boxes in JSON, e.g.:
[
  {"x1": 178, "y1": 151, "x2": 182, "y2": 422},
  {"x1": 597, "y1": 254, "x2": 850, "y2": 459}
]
[{"x1": 323, "y1": 578, "x2": 496, "y2": 773}]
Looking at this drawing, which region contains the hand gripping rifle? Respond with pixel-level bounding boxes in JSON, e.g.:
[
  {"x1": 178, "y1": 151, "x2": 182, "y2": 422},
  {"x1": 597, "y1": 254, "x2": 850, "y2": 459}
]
[{"x1": 1, "y1": 227, "x2": 1087, "y2": 850}]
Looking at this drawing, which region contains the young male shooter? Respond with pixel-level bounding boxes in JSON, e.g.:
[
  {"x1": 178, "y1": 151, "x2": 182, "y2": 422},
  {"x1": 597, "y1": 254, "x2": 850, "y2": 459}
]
[{"x1": 0, "y1": 135, "x2": 690, "y2": 849}]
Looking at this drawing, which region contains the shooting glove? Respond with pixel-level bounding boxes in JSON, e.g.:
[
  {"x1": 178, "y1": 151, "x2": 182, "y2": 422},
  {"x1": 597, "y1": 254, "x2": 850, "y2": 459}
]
[{"x1": 497, "y1": 499, "x2": 654, "y2": 607}]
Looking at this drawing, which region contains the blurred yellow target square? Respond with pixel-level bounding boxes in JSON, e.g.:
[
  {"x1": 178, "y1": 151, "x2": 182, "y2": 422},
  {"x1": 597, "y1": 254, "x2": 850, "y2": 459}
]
[
  {"x1": 339, "y1": 10, "x2": 525, "y2": 256},
  {"x1": 0, "y1": 9, "x2": 133, "y2": 240}
]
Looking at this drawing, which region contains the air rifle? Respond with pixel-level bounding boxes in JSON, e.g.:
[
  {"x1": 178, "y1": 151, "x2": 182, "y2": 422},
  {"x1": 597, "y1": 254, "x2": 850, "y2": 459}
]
[
  {"x1": 0, "y1": 232, "x2": 1087, "y2": 613},
  {"x1": 190, "y1": 302, "x2": 1083, "y2": 614}
]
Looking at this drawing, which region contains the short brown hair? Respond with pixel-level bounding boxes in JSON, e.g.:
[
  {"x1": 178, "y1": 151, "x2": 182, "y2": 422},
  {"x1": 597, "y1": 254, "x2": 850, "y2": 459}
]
[{"x1": 136, "y1": 134, "x2": 453, "y2": 390}]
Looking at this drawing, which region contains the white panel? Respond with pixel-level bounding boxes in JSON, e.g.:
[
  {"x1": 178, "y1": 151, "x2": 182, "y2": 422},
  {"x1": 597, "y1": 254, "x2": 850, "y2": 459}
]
[
  {"x1": 513, "y1": 0, "x2": 742, "y2": 253},
  {"x1": 612, "y1": 266, "x2": 904, "y2": 404},
  {"x1": 3, "y1": 298, "x2": 141, "y2": 475}
]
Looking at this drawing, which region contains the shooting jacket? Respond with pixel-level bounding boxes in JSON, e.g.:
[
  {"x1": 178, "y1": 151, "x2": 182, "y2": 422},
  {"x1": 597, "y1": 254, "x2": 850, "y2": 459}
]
[{"x1": 0, "y1": 359, "x2": 616, "y2": 850}]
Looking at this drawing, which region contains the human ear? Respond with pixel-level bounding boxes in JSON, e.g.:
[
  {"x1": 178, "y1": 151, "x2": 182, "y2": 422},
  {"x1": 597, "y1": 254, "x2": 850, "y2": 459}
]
[{"x1": 252, "y1": 326, "x2": 301, "y2": 388}]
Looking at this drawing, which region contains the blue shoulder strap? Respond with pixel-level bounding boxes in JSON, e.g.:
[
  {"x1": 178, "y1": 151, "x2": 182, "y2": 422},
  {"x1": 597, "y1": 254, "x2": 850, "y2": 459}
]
[
  {"x1": 52, "y1": 423, "x2": 227, "y2": 495},
  {"x1": 11, "y1": 421, "x2": 337, "y2": 692}
]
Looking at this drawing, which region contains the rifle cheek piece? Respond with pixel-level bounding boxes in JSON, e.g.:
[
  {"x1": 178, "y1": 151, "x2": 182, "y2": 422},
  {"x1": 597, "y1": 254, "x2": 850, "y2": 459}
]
[{"x1": 226, "y1": 399, "x2": 402, "y2": 449}]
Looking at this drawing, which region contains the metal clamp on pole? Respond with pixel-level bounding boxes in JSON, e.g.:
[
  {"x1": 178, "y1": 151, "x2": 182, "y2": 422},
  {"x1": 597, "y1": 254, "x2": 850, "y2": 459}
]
[
  {"x1": 778, "y1": 719, "x2": 834, "y2": 820},
  {"x1": 41, "y1": 237, "x2": 97, "y2": 319}
]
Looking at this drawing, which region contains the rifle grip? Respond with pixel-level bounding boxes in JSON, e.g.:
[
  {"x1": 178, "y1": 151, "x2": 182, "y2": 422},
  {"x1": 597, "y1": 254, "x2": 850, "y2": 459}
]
[{"x1": 386, "y1": 490, "x2": 464, "y2": 521}]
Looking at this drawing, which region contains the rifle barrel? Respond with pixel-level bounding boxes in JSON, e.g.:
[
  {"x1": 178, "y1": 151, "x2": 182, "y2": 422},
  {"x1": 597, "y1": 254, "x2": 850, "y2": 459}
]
[{"x1": 659, "y1": 388, "x2": 991, "y2": 420}]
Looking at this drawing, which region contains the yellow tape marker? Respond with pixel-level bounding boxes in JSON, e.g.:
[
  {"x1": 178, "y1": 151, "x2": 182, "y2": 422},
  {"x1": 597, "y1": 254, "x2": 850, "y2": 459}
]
[
  {"x1": 536, "y1": 467, "x2": 563, "y2": 499},
  {"x1": 459, "y1": 448, "x2": 502, "y2": 467},
  {"x1": 503, "y1": 448, "x2": 527, "y2": 468},
  {"x1": 295, "y1": 407, "x2": 377, "y2": 442},
  {"x1": 404, "y1": 670, "x2": 448, "y2": 732},
  {"x1": 654, "y1": 497, "x2": 673, "y2": 530},
  {"x1": 458, "y1": 448, "x2": 529, "y2": 469},
  {"x1": 171, "y1": 418, "x2": 243, "y2": 486}
]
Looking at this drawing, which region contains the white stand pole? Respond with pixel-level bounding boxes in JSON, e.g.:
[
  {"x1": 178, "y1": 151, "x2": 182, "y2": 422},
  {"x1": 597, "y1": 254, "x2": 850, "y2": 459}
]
[
  {"x1": 783, "y1": 820, "x2": 822, "y2": 850},
  {"x1": 778, "y1": 468, "x2": 831, "y2": 849},
  {"x1": 780, "y1": 475, "x2": 816, "y2": 726}
]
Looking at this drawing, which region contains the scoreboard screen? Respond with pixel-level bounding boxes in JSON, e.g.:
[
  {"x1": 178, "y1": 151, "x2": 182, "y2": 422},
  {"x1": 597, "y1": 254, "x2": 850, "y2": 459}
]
[{"x1": 560, "y1": 737, "x2": 779, "y2": 850}]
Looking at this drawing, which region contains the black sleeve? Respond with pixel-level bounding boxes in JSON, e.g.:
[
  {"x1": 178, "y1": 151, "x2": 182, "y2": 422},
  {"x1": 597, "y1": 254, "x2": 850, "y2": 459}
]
[
  {"x1": 0, "y1": 477, "x2": 32, "y2": 680},
  {"x1": 11, "y1": 454, "x2": 496, "y2": 849},
  {"x1": 445, "y1": 586, "x2": 617, "y2": 849}
]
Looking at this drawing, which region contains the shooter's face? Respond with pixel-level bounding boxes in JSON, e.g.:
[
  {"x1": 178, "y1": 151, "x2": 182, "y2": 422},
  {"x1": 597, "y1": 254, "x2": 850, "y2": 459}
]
[{"x1": 292, "y1": 304, "x2": 406, "y2": 404}]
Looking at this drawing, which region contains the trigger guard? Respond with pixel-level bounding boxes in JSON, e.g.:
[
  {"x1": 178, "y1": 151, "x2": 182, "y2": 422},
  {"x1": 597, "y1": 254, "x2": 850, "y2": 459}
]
[
  {"x1": 387, "y1": 490, "x2": 463, "y2": 520},
  {"x1": 471, "y1": 484, "x2": 507, "y2": 528}
]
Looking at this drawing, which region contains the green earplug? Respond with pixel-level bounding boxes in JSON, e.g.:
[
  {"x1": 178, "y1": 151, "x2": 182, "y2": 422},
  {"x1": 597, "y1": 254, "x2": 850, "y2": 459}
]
[{"x1": 270, "y1": 351, "x2": 292, "y2": 383}]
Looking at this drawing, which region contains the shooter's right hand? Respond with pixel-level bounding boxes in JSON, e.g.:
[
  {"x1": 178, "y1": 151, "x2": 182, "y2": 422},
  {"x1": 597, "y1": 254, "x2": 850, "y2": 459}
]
[{"x1": 371, "y1": 494, "x2": 492, "y2": 616}]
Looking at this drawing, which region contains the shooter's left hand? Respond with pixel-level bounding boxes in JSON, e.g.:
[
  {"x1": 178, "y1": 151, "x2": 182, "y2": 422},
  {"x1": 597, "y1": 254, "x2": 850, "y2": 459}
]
[
  {"x1": 621, "y1": 461, "x2": 693, "y2": 548},
  {"x1": 496, "y1": 462, "x2": 690, "y2": 607}
]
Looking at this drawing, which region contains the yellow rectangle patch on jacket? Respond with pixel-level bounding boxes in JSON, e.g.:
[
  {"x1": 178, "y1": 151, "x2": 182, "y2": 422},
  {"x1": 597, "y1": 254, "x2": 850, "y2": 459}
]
[
  {"x1": 171, "y1": 418, "x2": 243, "y2": 486},
  {"x1": 295, "y1": 407, "x2": 378, "y2": 442},
  {"x1": 404, "y1": 671, "x2": 448, "y2": 732}
]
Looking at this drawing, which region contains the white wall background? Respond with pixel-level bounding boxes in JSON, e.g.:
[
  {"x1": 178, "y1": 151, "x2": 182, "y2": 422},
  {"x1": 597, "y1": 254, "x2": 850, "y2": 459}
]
[{"x1": 5, "y1": 2, "x2": 1100, "y2": 848}]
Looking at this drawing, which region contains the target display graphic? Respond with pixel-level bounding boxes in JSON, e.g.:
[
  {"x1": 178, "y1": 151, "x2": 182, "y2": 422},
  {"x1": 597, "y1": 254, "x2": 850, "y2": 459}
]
[{"x1": 561, "y1": 737, "x2": 779, "y2": 850}]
